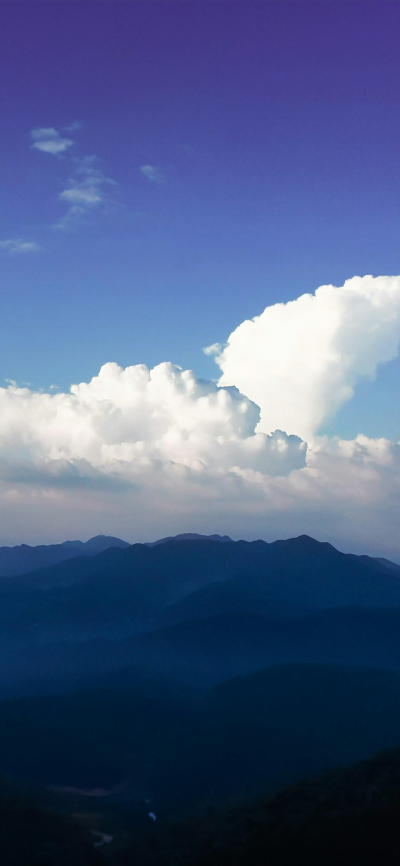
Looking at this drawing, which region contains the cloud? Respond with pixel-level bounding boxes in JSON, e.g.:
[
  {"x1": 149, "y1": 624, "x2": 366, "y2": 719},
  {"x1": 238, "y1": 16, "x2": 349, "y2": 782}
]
[
  {"x1": 0, "y1": 240, "x2": 39, "y2": 255},
  {"x1": 56, "y1": 157, "x2": 117, "y2": 228},
  {"x1": 203, "y1": 343, "x2": 223, "y2": 356},
  {"x1": 0, "y1": 363, "x2": 306, "y2": 481},
  {"x1": 0, "y1": 356, "x2": 399, "y2": 558},
  {"x1": 0, "y1": 275, "x2": 399, "y2": 558},
  {"x1": 28, "y1": 125, "x2": 117, "y2": 230},
  {"x1": 0, "y1": 458, "x2": 130, "y2": 491},
  {"x1": 31, "y1": 127, "x2": 74, "y2": 155},
  {"x1": 213, "y1": 275, "x2": 400, "y2": 441},
  {"x1": 140, "y1": 165, "x2": 165, "y2": 183}
]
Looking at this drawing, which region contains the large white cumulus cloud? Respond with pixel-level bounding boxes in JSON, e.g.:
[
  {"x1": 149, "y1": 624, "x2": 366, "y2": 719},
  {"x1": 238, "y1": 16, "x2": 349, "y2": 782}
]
[
  {"x1": 212, "y1": 275, "x2": 400, "y2": 440},
  {"x1": 0, "y1": 274, "x2": 399, "y2": 558},
  {"x1": 0, "y1": 362, "x2": 306, "y2": 484}
]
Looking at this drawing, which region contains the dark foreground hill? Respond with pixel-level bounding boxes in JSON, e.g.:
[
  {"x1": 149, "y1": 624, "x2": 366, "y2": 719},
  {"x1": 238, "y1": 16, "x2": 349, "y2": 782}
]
[
  {"x1": 0, "y1": 779, "x2": 99, "y2": 866},
  {"x1": 0, "y1": 664, "x2": 399, "y2": 817},
  {"x1": 1, "y1": 748, "x2": 399, "y2": 866},
  {"x1": 115, "y1": 748, "x2": 400, "y2": 866}
]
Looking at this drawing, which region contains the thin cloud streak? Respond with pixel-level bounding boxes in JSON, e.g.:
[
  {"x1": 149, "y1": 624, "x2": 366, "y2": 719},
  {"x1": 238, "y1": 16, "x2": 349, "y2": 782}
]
[
  {"x1": 0, "y1": 240, "x2": 40, "y2": 255},
  {"x1": 140, "y1": 164, "x2": 165, "y2": 183}
]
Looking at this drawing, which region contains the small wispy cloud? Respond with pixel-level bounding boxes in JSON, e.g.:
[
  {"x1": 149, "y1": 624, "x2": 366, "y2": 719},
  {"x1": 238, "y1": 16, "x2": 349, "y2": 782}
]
[
  {"x1": 140, "y1": 165, "x2": 165, "y2": 183},
  {"x1": 30, "y1": 127, "x2": 74, "y2": 155},
  {"x1": 203, "y1": 343, "x2": 223, "y2": 356},
  {"x1": 0, "y1": 239, "x2": 40, "y2": 255},
  {"x1": 28, "y1": 124, "x2": 117, "y2": 231},
  {"x1": 63, "y1": 120, "x2": 82, "y2": 132},
  {"x1": 55, "y1": 156, "x2": 117, "y2": 229}
]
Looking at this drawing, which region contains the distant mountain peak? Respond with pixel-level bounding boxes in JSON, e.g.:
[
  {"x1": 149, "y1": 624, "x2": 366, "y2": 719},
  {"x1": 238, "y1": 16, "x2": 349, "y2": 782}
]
[
  {"x1": 0, "y1": 534, "x2": 130, "y2": 578},
  {"x1": 146, "y1": 533, "x2": 233, "y2": 547}
]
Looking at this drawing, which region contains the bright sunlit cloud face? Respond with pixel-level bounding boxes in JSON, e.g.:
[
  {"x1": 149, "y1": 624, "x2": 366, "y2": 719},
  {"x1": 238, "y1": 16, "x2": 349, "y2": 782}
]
[{"x1": 211, "y1": 276, "x2": 400, "y2": 442}]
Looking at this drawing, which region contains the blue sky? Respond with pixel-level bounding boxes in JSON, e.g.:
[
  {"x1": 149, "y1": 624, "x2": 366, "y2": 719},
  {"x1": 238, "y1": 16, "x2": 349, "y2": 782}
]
[
  {"x1": 0, "y1": 2, "x2": 399, "y2": 552},
  {"x1": 1, "y1": 1, "x2": 399, "y2": 437}
]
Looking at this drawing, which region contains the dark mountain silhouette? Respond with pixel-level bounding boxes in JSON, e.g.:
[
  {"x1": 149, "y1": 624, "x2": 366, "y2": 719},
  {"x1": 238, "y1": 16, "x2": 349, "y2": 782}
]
[
  {"x1": 0, "y1": 778, "x2": 100, "y2": 866},
  {"x1": 115, "y1": 748, "x2": 400, "y2": 866},
  {"x1": 1, "y1": 532, "x2": 399, "y2": 862},
  {"x1": 0, "y1": 665, "x2": 398, "y2": 819},
  {"x1": 1, "y1": 536, "x2": 399, "y2": 646},
  {"x1": 0, "y1": 534, "x2": 130, "y2": 577},
  {"x1": 146, "y1": 533, "x2": 233, "y2": 546}
]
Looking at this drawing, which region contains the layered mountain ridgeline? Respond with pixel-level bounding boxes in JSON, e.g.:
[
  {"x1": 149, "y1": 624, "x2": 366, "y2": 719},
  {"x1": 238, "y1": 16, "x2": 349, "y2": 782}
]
[
  {"x1": 0, "y1": 665, "x2": 399, "y2": 818},
  {"x1": 0, "y1": 534, "x2": 399, "y2": 862},
  {"x1": 0, "y1": 535, "x2": 130, "y2": 577},
  {"x1": 1, "y1": 535, "x2": 400, "y2": 642},
  {"x1": 3, "y1": 607, "x2": 399, "y2": 696},
  {"x1": 0, "y1": 533, "x2": 234, "y2": 578},
  {"x1": 0, "y1": 533, "x2": 399, "y2": 696},
  {"x1": 114, "y1": 748, "x2": 400, "y2": 866}
]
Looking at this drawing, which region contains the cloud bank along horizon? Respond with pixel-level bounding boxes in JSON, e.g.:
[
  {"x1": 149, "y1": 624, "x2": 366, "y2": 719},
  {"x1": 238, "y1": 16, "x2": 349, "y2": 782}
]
[{"x1": 1, "y1": 274, "x2": 399, "y2": 558}]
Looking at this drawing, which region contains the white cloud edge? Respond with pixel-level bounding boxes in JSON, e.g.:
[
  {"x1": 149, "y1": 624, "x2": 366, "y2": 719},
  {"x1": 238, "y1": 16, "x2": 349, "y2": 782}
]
[{"x1": 213, "y1": 274, "x2": 400, "y2": 441}]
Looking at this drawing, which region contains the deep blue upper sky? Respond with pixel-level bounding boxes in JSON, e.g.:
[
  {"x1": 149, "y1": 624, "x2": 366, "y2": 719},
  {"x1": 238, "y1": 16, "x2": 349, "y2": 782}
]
[{"x1": 1, "y1": 1, "x2": 399, "y2": 439}]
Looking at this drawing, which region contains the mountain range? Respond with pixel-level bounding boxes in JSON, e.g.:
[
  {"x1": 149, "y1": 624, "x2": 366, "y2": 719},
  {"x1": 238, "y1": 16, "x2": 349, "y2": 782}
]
[
  {"x1": 0, "y1": 532, "x2": 234, "y2": 578},
  {"x1": 1, "y1": 533, "x2": 400, "y2": 693},
  {"x1": 0, "y1": 530, "x2": 400, "y2": 858}
]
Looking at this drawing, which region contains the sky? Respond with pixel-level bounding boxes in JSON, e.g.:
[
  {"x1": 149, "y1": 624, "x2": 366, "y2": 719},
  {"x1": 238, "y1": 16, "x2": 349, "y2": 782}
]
[{"x1": 0, "y1": 1, "x2": 399, "y2": 557}]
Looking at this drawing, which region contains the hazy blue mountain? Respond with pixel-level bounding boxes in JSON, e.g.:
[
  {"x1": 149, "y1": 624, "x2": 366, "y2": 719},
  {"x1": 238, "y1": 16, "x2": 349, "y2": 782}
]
[
  {"x1": 373, "y1": 556, "x2": 400, "y2": 572},
  {"x1": 1, "y1": 536, "x2": 399, "y2": 646},
  {"x1": 127, "y1": 606, "x2": 400, "y2": 684},
  {"x1": 1, "y1": 607, "x2": 399, "y2": 697},
  {"x1": 146, "y1": 533, "x2": 233, "y2": 546},
  {"x1": 0, "y1": 534, "x2": 130, "y2": 577}
]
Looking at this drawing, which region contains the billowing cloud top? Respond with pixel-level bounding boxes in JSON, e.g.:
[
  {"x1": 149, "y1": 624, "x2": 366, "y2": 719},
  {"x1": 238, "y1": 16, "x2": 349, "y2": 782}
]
[
  {"x1": 212, "y1": 275, "x2": 400, "y2": 440},
  {"x1": 0, "y1": 362, "x2": 305, "y2": 480}
]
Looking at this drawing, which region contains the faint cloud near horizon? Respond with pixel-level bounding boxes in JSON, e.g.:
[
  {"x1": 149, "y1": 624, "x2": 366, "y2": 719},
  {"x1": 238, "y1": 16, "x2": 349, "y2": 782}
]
[
  {"x1": 30, "y1": 127, "x2": 74, "y2": 155},
  {"x1": 140, "y1": 164, "x2": 165, "y2": 183},
  {"x1": 0, "y1": 239, "x2": 40, "y2": 255}
]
